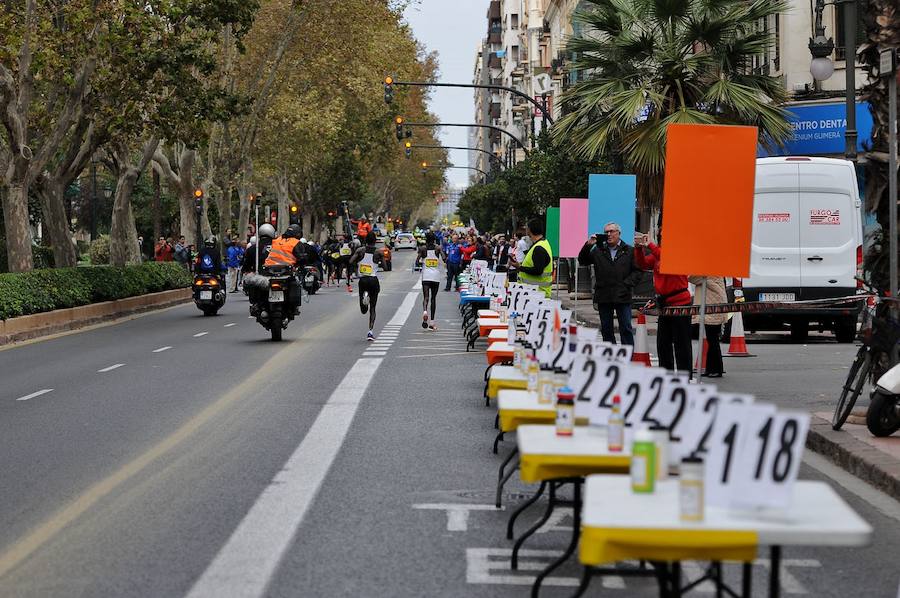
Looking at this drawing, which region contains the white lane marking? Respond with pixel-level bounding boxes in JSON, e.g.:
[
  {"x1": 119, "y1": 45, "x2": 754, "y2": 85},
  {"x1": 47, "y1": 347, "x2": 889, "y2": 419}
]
[
  {"x1": 152, "y1": 346, "x2": 172, "y2": 353},
  {"x1": 188, "y1": 292, "x2": 420, "y2": 598},
  {"x1": 224, "y1": 323, "x2": 236, "y2": 328},
  {"x1": 193, "y1": 332, "x2": 209, "y2": 337},
  {"x1": 397, "y1": 352, "x2": 484, "y2": 358},
  {"x1": 16, "y1": 389, "x2": 54, "y2": 402},
  {"x1": 412, "y1": 280, "x2": 422, "y2": 290},
  {"x1": 186, "y1": 358, "x2": 383, "y2": 598},
  {"x1": 97, "y1": 363, "x2": 125, "y2": 373},
  {"x1": 803, "y1": 451, "x2": 900, "y2": 523},
  {"x1": 386, "y1": 292, "x2": 418, "y2": 327}
]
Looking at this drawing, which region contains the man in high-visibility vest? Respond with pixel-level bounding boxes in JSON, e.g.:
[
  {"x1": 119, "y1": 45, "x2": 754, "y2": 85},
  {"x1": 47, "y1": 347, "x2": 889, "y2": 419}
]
[
  {"x1": 510, "y1": 217, "x2": 553, "y2": 298},
  {"x1": 263, "y1": 224, "x2": 309, "y2": 314}
]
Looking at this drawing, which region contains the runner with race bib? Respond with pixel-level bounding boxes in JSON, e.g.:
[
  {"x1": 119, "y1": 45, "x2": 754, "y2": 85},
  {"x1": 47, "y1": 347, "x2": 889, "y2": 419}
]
[
  {"x1": 350, "y1": 231, "x2": 381, "y2": 342},
  {"x1": 419, "y1": 231, "x2": 442, "y2": 330}
]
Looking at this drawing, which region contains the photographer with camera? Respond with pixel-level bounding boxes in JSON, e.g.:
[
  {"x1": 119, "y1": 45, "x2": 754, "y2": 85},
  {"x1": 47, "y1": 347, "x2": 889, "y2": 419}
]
[{"x1": 578, "y1": 222, "x2": 643, "y2": 345}]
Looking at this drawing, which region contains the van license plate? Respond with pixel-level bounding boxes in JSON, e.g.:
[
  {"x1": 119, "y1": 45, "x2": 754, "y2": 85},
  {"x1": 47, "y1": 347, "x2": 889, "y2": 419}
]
[
  {"x1": 200, "y1": 291, "x2": 212, "y2": 300},
  {"x1": 760, "y1": 293, "x2": 795, "y2": 302},
  {"x1": 269, "y1": 290, "x2": 284, "y2": 302}
]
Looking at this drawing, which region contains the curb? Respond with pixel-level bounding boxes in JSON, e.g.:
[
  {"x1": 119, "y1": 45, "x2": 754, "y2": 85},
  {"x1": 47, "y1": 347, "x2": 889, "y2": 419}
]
[
  {"x1": 806, "y1": 415, "x2": 900, "y2": 501},
  {"x1": 0, "y1": 288, "x2": 192, "y2": 346}
]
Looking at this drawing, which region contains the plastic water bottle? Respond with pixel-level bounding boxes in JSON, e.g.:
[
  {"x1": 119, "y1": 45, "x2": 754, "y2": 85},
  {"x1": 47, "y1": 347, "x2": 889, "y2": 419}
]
[{"x1": 607, "y1": 395, "x2": 624, "y2": 452}]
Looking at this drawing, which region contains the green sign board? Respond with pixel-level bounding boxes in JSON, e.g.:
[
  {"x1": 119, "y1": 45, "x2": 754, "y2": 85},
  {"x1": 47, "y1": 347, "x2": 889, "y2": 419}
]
[{"x1": 545, "y1": 207, "x2": 560, "y2": 258}]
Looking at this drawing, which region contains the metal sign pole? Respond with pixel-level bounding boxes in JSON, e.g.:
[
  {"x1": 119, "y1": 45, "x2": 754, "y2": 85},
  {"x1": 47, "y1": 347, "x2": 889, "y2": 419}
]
[
  {"x1": 694, "y1": 279, "x2": 708, "y2": 383},
  {"x1": 573, "y1": 265, "x2": 579, "y2": 322},
  {"x1": 255, "y1": 205, "x2": 260, "y2": 274},
  {"x1": 889, "y1": 57, "x2": 898, "y2": 300}
]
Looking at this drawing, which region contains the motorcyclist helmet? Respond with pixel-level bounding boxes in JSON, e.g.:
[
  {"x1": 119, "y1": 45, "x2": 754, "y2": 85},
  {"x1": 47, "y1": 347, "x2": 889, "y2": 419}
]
[
  {"x1": 258, "y1": 224, "x2": 276, "y2": 239},
  {"x1": 285, "y1": 224, "x2": 301, "y2": 238},
  {"x1": 300, "y1": 237, "x2": 307, "y2": 244},
  {"x1": 204, "y1": 236, "x2": 216, "y2": 248},
  {"x1": 249, "y1": 235, "x2": 257, "y2": 245}
]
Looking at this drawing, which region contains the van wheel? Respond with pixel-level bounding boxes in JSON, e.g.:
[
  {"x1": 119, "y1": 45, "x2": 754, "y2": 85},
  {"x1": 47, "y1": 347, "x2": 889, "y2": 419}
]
[
  {"x1": 789, "y1": 321, "x2": 809, "y2": 342},
  {"x1": 835, "y1": 317, "x2": 857, "y2": 343}
]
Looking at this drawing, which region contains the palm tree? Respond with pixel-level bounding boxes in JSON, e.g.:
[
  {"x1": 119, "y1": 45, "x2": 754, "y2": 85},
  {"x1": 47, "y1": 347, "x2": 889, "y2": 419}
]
[{"x1": 554, "y1": 0, "x2": 792, "y2": 214}]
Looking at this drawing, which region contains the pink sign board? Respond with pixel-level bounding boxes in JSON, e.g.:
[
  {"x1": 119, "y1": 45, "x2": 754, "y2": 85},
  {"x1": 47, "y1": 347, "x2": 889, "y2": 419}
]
[{"x1": 559, "y1": 198, "x2": 589, "y2": 258}]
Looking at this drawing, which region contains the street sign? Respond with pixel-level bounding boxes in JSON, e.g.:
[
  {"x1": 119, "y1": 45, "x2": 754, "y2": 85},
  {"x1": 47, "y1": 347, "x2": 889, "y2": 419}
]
[
  {"x1": 880, "y1": 48, "x2": 896, "y2": 77},
  {"x1": 533, "y1": 94, "x2": 552, "y2": 117},
  {"x1": 534, "y1": 74, "x2": 551, "y2": 94}
]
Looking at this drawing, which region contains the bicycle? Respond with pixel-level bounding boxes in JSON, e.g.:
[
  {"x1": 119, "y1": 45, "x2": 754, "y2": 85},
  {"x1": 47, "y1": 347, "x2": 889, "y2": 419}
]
[{"x1": 832, "y1": 289, "x2": 900, "y2": 430}]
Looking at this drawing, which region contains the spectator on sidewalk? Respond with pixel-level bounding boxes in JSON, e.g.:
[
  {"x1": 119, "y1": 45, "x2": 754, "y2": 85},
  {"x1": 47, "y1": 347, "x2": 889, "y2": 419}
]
[
  {"x1": 634, "y1": 232, "x2": 693, "y2": 377},
  {"x1": 510, "y1": 218, "x2": 554, "y2": 298},
  {"x1": 689, "y1": 275, "x2": 727, "y2": 378},
  {"x1": 154, "y1": 236, "x2": 174, "y2": 262},
  {"x1": 443, "y1": 233, "x2": 463, "y2": 291},
  {"x1": 174, "y1": 236, "x2": 190, "y2": 268},
  {"x1": 460, "y1": 236, "x2": 477, "y2": 269},
  {"x1": 578, "y1": 222, "x2": 643, "y2": 345},
  {"x1": 494, "y1": 235, "x2": 510, "y2": 273},
  {"x1": 226, "y1": 236, "x2": 245, "y2": 292}
]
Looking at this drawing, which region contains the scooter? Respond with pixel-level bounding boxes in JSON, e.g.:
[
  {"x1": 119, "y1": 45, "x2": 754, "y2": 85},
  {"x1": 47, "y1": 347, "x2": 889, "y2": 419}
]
[
  {"x1": 193, "y1": 273, "x2": 226, "y2": 316},
  {"x1": 867, "y1": 362, "x2": 900, "y2": 437},
  {"x1": 301, "y1": 265, "x2": 322, "y2": 295}
]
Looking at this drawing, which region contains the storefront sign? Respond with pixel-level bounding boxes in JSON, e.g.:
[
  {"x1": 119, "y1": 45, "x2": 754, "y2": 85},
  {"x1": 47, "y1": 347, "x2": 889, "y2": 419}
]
[{"x1": 758, "y1": 102, "x2": 874, "y2": 157}]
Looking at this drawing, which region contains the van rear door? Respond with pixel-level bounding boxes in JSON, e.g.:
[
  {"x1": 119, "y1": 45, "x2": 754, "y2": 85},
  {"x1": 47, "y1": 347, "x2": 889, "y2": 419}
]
[
  {"x1": 747, "y1": 163, "x2": 800, "y2": 292},
  {"x1": 797, "y1": 163, "x2": 858, "y2": 294}
]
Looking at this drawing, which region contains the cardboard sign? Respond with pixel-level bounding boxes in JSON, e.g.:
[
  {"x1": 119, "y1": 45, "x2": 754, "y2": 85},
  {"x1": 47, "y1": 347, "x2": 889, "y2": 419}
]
[
  {"x1": 559, "y1": 198, "x2": 589, "y2": 258},
  {"x1": 659, "y1": 123, "x2": 758, "y2": 278},
  {"x1": 545, "y1": 207, "x2": 560, "y2": 257},
  {"x1": 587, "y1": 175, "x2": 637, "y2": 242}
]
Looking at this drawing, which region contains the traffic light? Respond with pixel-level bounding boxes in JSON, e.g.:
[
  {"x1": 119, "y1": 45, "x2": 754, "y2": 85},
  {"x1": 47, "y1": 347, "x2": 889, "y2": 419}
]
[
  {"x1": 395, "y1": 116, "x2": 404, "y2": 141},
  {"x1": 421, "y1": 161, "x2": 428, "y2": 175},
  {"x1": 193, "y1": 189, "x2": 203, "y2": 213},
  {"x1": 289, "y1": 204, "x2": 300, "y2": 225},
  {"x1": 383, "y1": 76, "x2": 394, "y2": 104},
  {"x1": 404, "y1": 140, "x2": 412, "y2": 159}
]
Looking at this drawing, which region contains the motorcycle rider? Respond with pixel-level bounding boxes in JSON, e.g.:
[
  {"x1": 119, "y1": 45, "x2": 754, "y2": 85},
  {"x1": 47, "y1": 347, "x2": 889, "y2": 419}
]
[
  {"x1": 195, "y1": 236, "x2": 226, "y2": 281},
  {"x1": 242, "y1": 225, "x2": 275, "y2": 275},
  {"x1": 263, "y1": 224, "x2": 309, "y2": 315}
]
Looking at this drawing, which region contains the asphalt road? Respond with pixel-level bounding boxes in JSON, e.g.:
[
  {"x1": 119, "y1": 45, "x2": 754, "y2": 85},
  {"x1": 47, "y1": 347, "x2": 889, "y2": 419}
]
[{"x1": 0, "y1": 250, "x2": 897, "y2": 597}]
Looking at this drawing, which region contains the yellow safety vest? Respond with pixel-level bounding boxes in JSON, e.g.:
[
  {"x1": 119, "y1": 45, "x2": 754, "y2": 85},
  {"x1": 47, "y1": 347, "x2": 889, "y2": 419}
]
[{"x1": 519, "y1": 238, "x2": 553, "y2": 298}]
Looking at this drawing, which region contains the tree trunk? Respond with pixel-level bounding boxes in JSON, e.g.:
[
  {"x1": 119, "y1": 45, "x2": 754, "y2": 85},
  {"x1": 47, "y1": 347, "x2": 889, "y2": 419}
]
[
  {"x1": 36, "y1": 180, "x2": 78, "y2": 267},
  {"x1": 237, "y1": 163, "x2": 253, "y2": 241},
  {"x1": 275, "y1": 172, "x2": 290, "y2": 232},
  {"x1": 109, "y1": 171, "x2": 141, "y2": 266},
  {"x1": 152, "y1": 169, "x2": 161, "y2": 242},
  {"x1": 2, "y1": 183, "x2": 34, "y2": 272},
  {"x1": 216, "y1": 177, "x2": 233, "y2": 251}
]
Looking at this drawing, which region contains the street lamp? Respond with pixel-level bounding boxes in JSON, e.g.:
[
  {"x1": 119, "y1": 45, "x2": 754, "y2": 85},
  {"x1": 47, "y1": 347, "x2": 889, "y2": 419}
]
[{"x1": 809, "y1": 0, "x2": 859, "y2": 160}]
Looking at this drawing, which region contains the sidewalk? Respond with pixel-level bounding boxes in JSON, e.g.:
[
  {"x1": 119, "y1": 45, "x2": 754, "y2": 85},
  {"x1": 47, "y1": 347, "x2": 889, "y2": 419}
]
[
  {"x1": 559, "y1": 292, "x2": 658, "y2": 336},
  {"x1": 809, "y1": 412, "x2": 900, "y2": 500}
]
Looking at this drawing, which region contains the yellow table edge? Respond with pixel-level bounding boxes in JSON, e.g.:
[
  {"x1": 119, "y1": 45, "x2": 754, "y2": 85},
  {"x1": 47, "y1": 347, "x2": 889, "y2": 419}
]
[
  {"x1": 499, "y1": 409, "x2": 555, "y2": 432},
  {"x1": 519, "y1": 454, "x2": 631, "y2": 484},
  {"x1": 579, "y1": 527, "x2": 758, "y2": 566},
  {"x1": 487, "y1": 378, "x2": 527, "y2": 399}
]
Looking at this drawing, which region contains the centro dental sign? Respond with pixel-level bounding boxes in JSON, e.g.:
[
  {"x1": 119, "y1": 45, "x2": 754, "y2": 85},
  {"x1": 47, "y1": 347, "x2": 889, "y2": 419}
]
[{"x1": 758, "y1": 101, "x2": 874, "y2": 157}]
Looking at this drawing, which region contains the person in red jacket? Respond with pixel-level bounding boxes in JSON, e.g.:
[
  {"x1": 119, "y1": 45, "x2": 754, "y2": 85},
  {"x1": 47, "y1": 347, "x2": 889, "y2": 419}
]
[
  {"x1": 459, "y1": 236, "x2": 477, "y2": 267},
  {"x1": 634, "y1": 232, "x2": 693, "y2": 376}
]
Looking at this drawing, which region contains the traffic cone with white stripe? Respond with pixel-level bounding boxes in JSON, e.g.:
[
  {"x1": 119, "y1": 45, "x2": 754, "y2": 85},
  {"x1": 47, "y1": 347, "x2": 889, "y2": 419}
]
[
  {"x1": 694, "y1": 338, "x2": 708, "y2": 371},
  {"x1": 632, "y1": 312, "x2": 652, "y2": 366},
  {"x1": 726, "y1": 311, "x2": 755, "y2": 357}
]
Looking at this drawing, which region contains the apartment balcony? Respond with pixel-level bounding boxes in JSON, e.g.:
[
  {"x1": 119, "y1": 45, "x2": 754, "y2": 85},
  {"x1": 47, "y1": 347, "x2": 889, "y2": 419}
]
[
  {"x1": 488, "y1": 0, "x2": 500, "y2": 20},
  {"x1": 488, "y1": 53, "x2": 501, "y2": 69},
  {"x1": 490, "y1": 103, "x2": 501, "y2": 119}
]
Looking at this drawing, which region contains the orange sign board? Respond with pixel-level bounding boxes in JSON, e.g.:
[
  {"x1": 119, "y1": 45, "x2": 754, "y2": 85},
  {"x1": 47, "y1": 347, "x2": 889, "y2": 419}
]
[{"x1": 659, "y1": 123, "x2": 758, "y2": 278}]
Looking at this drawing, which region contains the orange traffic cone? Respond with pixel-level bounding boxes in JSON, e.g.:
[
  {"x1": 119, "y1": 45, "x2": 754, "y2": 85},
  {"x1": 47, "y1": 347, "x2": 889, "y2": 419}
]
[
  {"x1": 632, "y1": 312, "x2": 652, "y2": 366},
  {"x1": 726, "y1": 311, "x2": 754, "y2": 357},
  {"x1": 694, "y1": 338, "x2": 708, "y2": 371}
]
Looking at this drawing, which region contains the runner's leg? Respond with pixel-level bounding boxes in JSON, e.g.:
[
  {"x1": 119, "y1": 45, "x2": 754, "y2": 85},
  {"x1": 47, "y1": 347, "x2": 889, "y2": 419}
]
[{"x1": 368, "y1": 279, "x2": 380, "y2": 330}]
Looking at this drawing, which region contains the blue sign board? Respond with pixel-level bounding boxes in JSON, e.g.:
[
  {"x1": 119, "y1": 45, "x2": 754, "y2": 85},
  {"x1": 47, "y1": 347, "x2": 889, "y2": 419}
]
[
  {"x1": 587, "y1": 174, "x2": 637, "y2": 240},
  {"x1": 758, "y1": 101, "x2": 874, "y2": 157}
]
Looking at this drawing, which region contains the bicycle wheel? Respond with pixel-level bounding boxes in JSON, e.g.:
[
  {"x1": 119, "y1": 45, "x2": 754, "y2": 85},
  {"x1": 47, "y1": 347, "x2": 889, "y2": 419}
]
[{"x1": 832, "y1": 347, "x2": 872, "y2": 430}]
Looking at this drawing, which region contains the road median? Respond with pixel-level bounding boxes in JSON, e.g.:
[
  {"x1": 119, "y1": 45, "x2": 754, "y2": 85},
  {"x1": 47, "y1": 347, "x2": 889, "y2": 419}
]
[{"x1": 0, "y1": 288, "x2": 192, "y2": 345}]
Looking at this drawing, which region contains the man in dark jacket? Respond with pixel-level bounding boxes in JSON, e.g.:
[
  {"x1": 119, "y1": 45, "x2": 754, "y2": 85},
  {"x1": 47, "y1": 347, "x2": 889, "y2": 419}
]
[{"x1": 578, "y1": 221, "x2": 643, "y2": 345}]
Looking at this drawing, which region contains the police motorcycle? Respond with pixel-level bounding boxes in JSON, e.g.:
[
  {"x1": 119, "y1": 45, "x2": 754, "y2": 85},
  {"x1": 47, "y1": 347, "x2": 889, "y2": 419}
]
[
  {"x1": 193, "y1": 238, "x2": 226, "y2": 316},
  {"x1": 243, "y1": 224, "x2": 302, "y2": 341}
]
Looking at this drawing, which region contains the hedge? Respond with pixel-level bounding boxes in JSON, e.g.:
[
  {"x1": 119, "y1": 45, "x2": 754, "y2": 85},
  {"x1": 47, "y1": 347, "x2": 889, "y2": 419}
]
[{"x1": 0, "y1": 262, "x2": 192, "y2": 320}]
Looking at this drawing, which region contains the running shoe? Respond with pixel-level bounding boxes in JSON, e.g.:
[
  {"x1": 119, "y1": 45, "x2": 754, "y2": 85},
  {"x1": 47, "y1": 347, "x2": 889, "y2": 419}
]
[
  {"x1": 367, "y1": 331, "x2": 375, "y2": 342},
  {"x1": 422, "y1": 310, "x2": 429, "y2": 329},
  {"x1": 347, "y1": 285, "x2": 353, "y2": 293},
  {"x1": 428, "y1": 323, "x2": 438, "y2": 331}
]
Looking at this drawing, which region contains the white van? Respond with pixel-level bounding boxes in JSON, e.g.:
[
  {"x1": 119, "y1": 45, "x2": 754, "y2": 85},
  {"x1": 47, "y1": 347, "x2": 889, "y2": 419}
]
[{"x1": 738, "y1": 157, "x2": 863, "y2": 342}]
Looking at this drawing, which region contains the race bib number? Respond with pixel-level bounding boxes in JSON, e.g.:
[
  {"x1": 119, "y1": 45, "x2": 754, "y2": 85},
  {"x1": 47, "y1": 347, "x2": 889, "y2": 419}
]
[
  {"x1": 330, "y1": 252, "x2": 340, "y2": 260},
  {"x1": 425, "y1": 258, "x2": 439, "y2": 268},
  {"x1": 359, "y1": 263, "x2": 374, "y2": 276},
  {"x1": 340, "y1": 246, "x2": 351, "y2": 256}
]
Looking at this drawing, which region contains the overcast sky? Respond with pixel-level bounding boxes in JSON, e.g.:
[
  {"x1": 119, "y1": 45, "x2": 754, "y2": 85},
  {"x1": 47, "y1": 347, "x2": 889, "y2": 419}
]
[{"x1": 403, "y1": 1, "x2": 488, "y2": 189}]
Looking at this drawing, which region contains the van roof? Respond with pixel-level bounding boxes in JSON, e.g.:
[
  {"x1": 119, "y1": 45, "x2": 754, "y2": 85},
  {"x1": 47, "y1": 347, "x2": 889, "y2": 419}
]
[{"x1": 756, "y1": 156, "x2": 854, "y2": 167}]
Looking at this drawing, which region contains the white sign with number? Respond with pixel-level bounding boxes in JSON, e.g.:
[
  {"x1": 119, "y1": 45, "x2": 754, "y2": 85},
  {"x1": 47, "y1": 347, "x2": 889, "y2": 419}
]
[
  {"x1": 679, "y1": 392, "x2": 754, "y2": 462},
  {"x1": 587, "y1": 360, "x2": 628, "y2": 425},
  {"x1": 730, "y1": 410, "x2": 810, "y2": 510},
  {"x1": 570, "y1": 355, "x2": 599, "y2": 419}
]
